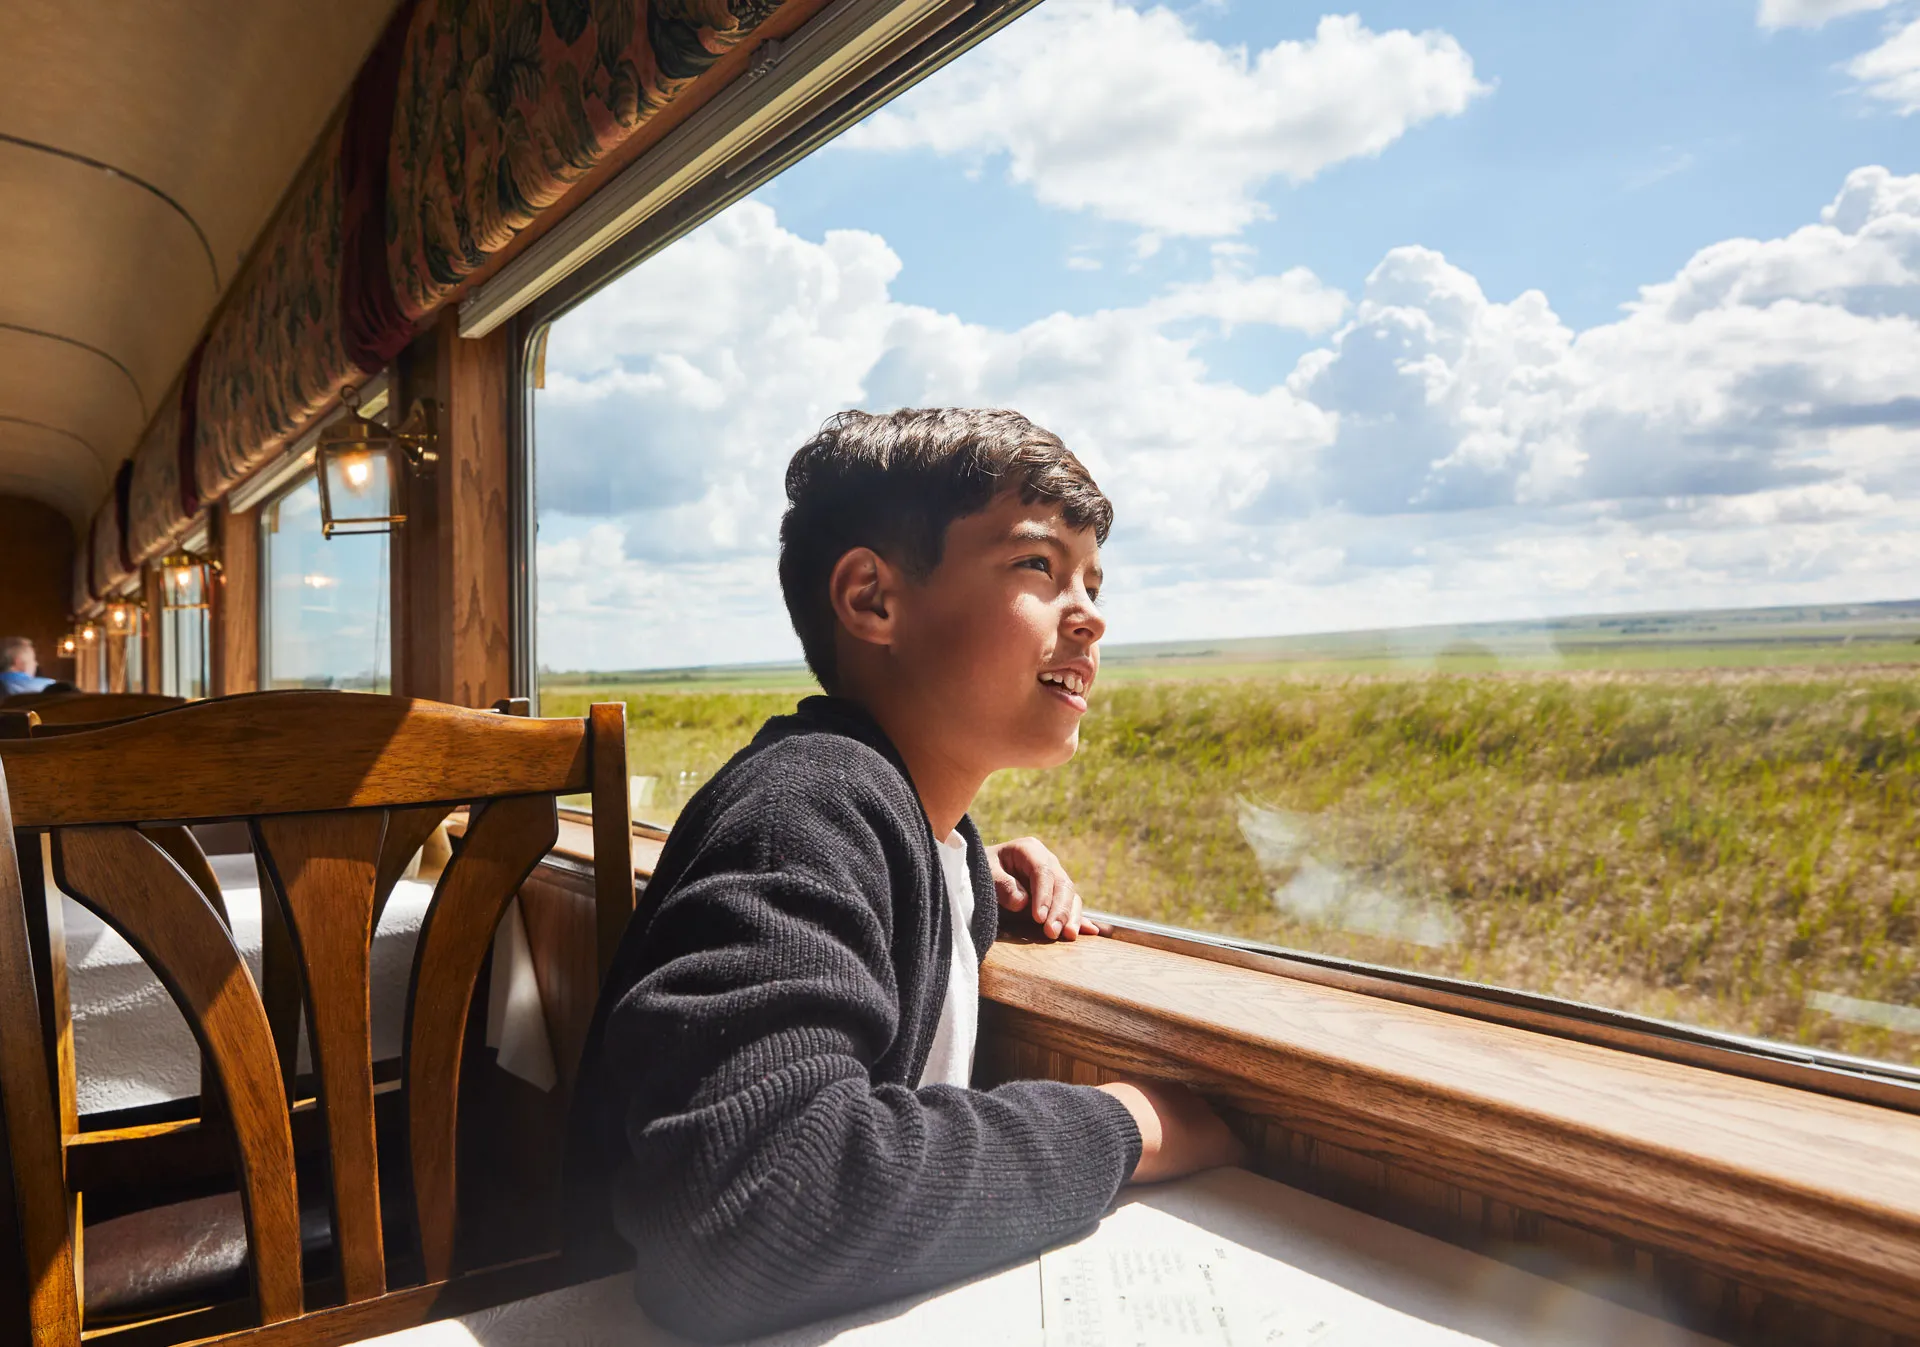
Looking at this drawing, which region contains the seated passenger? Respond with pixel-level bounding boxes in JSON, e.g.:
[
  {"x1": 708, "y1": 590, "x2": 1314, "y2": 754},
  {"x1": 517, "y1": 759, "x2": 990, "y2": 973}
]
[
  {"x1": 0, "y1": 637, "x2": 56, "y2": 696},
  {"x1": 568, "y1": 408, "x2": 1244, "y2": 1341}
]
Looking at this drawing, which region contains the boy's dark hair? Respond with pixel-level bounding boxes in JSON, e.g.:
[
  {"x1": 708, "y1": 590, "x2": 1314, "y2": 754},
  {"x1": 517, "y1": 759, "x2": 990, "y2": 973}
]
[{"x1": 779, "y1": 408, "x2": 1113, "y2": 690}]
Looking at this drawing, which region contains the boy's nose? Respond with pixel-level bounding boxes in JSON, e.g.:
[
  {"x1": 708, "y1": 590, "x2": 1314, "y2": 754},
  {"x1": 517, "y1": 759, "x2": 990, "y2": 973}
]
[{"x1": 1068, "y1": 594, "x2": 1107, "y2": 644}]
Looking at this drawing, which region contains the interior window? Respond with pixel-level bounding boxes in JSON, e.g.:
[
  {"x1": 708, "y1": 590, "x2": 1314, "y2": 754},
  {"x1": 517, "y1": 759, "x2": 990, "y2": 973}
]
[
  {"x1": 531, "y1": 2, "x2": 1920, "y2": 1070},
  {"x1": 158, "y1": 602, "x2": 206, "y2": 700},
  {"x1": 120, "y1": 608, "x2": 143, "y2": 694},
  {"x1": 260, "y1": 471, "x2": 391, "y2": 692}
]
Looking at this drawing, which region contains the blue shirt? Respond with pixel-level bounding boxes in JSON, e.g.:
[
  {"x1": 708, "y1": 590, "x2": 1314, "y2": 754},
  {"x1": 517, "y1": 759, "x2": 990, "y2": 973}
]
[{"x1": 0, "y1": 670, "x2": 54, "y2": 696}]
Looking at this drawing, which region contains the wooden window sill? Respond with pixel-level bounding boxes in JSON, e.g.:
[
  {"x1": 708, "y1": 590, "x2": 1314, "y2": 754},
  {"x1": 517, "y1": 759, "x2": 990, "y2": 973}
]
[
  {"x1": 506, "y1": 817, "x2": 1920, "y2": 1331},
  {"x1": 981, "y1": 934, "x2": 1920, "y2": 1336},
  {"x1": 449, "y1": 808, "x2": 665, "y2": 880}
]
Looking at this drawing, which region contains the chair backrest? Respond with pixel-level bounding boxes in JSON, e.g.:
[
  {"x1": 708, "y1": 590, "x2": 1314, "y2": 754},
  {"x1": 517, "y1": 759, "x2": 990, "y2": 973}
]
[
  {"x1": 1, "y1": 688, "x2": 333, "y2": 742},
  {"x1": 0, "y1": 692, "x2": 631, "y2": 1343},
  {"x1": 0, "y1": 693, "x2": 184, "y2": 726}
]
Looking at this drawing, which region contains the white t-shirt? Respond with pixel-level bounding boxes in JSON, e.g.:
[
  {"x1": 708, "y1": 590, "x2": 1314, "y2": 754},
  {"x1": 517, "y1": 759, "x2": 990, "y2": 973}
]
[{"x1": 916, "y1": 829, "x2": 979, "y2": 1088}]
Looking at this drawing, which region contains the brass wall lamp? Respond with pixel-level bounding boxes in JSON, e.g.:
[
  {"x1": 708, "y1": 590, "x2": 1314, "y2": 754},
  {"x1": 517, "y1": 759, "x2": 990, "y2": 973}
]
[
  {"x1": 315, "y1": 393, "x2": 438, "y2": 538},
  {"x1": 159, "y1": 550, "x2": 220, "y2": 611},
  {"x1": 105, "y1": 601, "x2": 140, "y2": 635}
]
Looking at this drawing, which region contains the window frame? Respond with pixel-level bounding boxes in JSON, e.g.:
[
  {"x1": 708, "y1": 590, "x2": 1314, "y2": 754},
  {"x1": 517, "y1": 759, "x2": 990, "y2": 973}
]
[
  {"x1": 507, "y1": 0, "x2": 1042, "y2": 706},
  {"x1": 498, "y1": 0, "x2": 1920, "y2": 1111}
]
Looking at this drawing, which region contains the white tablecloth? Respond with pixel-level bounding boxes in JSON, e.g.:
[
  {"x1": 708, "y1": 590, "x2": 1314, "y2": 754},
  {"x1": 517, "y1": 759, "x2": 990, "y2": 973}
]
[
  {"x1": 62, "y1": 853, "x2": 437, "y2": 1115},
  {"x1": 360, "y1": 1167, "x2": 1727, "y2": 1347},
  {"x1": 62, "y1": 850, "x2": 557, "y2": 1113}
]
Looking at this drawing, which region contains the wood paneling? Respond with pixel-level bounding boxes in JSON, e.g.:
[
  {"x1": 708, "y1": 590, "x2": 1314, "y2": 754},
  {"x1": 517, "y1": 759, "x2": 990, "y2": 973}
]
[
  {"x1": 214, "y1": 499, "x2": 258, "y2": 696},
  {"x1": 0, "y1": 495, "x2": 76, "y2": 684},
  {"x1": 979, "y1": 937, "x2": 1920, "y2": 1346},
  {"x1": 443, "y1": 322, "x2": 511, "y2": 710},
  {"x1": 391, "y1": 333, "x2": 442, "y2": 703},
  {"x1": 140, "y1": 567, "x2": 162, "y2": 694},
  {"x1": 391, "y1": 317, "x2": 512, "y2": 708}
]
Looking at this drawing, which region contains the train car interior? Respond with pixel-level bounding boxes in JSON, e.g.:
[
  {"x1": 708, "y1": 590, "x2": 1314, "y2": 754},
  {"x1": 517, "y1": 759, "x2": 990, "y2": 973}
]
[{"x1": 2, "y1": 2, "x2": 1918, "y2": 1345}]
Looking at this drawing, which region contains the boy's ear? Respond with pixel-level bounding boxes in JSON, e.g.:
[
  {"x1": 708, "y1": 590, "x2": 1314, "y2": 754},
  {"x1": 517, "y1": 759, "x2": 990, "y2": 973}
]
[{"x1": 828, "y1": 546, "x2": 899, "y2": 648}]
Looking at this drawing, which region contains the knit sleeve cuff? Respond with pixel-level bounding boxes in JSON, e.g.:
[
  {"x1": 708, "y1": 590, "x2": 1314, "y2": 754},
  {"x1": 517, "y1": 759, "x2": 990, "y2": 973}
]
[{"x1": 1081, "y1": 1081, "x2": 1145, "y2": 1188}]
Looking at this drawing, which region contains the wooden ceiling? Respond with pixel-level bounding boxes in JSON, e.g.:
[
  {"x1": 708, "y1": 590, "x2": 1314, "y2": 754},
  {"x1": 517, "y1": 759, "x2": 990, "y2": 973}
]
[{"x1": 0, "y1": 1, "x2": 398, "y2": 525}]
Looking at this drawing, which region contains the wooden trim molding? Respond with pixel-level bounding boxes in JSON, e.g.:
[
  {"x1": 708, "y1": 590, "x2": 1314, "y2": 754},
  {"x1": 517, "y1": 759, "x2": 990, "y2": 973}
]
[
  {"x1": 1101, "y1": 919, "x2": 1920, "y2": 1117},
  {"x1": 391, "y1": 318, "x2": 512, "y2": 708},
  {"x1": 981, "y1": 936, "x2": 1920, "y2": 1339},
  {"x1": 212, "y1": 498, "x2": 258, "y2": 696}
]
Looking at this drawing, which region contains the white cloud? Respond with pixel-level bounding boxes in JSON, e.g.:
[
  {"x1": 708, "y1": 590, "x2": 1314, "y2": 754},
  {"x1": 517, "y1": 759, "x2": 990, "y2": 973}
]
[
  {"x1": 841, "y1": 3, "x2": 1486, "y2": 239},
  {"x1": 1291, "y1": 165, "x2": 1920, "y2": 523},
  {"x1": 1757, "y1": 0, "x2": 1894, "y2": 30},
  {"x1": 1848, "y1": 17, "x2": 1920, "y2": 111},
  {"x1": 535, "y1": 166, "x2": 1920, "y2": 667},
  {"x1": 534, "y1": 200, "x2": 1342, "y2": 666}
]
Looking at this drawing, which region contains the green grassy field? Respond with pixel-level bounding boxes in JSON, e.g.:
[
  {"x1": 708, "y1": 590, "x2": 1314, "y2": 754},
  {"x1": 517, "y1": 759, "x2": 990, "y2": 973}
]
[{"x1": 540, "y1": 600, "x2": 1920, "y2": 1066}]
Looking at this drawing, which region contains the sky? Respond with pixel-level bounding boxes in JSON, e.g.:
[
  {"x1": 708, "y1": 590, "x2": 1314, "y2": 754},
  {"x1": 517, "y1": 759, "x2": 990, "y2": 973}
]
[{"x1": 533, "y1": 0, "x2": 1920, "y2": 673}]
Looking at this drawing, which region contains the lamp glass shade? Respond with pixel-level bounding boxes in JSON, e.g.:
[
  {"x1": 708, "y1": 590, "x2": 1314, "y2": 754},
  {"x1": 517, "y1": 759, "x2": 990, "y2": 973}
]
[
  {"x1": 316, "y1": 437, "x2": 401, "y2": 538},
  {"x1": 160, "y1": 554, "x2": 210, "y2": 610}
]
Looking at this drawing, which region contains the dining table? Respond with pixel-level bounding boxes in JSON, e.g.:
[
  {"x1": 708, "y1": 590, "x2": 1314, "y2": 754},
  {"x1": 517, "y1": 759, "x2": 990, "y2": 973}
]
[
  {"x1": 59, "y1": 845, "x2": 557, "y2": 1114},
  {"x1": 360, "y1": 1165, "x2": 1727, "y2": 1347}
]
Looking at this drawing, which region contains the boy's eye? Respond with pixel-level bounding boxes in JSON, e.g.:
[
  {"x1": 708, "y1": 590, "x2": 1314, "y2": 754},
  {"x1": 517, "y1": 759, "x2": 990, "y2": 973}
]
[{"x1": 1017, "y1": 556, "x2": 1052, "y2": 575}]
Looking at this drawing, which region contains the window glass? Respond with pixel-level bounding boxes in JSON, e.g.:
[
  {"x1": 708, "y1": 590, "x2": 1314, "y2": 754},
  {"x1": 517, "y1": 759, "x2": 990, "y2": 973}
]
[
  {"x1": 159, "y1": 606, "x2": 206, "y2": 700},
  {"x1": 533, "y1": 2, "x2": 1920, "y2": 1069},
  {"x1": 122, "y1": 614, "x2": 143, "y2": 694},
  {"x1": 261, "y1": 472, "x2": 391, "y2": 691}
]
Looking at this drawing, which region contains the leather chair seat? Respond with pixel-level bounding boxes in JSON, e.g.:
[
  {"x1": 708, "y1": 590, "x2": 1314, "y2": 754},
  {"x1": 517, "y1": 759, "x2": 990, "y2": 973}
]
[{"x1": 83, "y1": 1191, "x2": 333, "y2": 1324}]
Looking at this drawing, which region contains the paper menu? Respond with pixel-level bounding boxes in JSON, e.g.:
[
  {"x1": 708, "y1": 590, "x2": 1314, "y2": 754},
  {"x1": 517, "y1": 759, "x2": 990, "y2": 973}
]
[{"x1": 1040, "y1": 1240, "x2": 1337, "y2": 1347}]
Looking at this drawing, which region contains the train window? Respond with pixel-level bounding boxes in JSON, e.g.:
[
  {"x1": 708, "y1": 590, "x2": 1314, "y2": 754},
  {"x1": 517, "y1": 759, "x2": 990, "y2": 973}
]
[
  {"x1": 259, "y1": 470, "x2": 391, "y2": 691},
  {"x1": 158, "y1": 600, "x2": 207, "y2": 700},
  {"x1": 120, "y1": 610, "x2": 143, "y2": 694},
  {"x1": 529, "y1": 3, "x2": 1920, "y2": 1069}
]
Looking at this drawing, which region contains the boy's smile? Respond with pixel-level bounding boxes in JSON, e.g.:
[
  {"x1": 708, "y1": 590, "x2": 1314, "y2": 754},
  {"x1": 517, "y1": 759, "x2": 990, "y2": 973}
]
[{"x1": 1038, "y1": 660, "x2": 1093, "y2": 712}]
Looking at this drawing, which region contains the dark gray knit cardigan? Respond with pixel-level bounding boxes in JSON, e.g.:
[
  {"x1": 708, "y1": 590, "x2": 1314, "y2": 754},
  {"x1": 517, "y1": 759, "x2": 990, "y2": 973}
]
[{"x1": 564, "y1": 696, "x2": 1142, "y2": 1342}]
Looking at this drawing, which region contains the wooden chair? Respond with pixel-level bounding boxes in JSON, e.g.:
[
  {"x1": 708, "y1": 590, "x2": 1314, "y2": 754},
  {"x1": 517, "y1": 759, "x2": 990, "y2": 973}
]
[
  {"x1": 0, "y1": 692, "x2": 183, "y2": 729},
  {"x1": 3, "y1": 688, "x2": 354, "y2": 1126},
  {"x1": 0, "y1": 691, "x2": 631, "y2": 1344}
]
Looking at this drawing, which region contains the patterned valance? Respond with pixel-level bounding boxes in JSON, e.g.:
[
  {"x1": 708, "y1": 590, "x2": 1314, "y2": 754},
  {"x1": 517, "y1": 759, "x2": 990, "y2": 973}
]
[
  {"x1": 386, "y1": 0, "x2": 786, "y2": 322},
  {"x1": 71, "y1": 539, "x2": 94, "y2": 617},
  {"x1": 89, "y1": 1, "x2": 792, "y2": 548},
  {"x1": 126, "y1": 394, "x2": 191, "y2": 565},
  {"x1": 195, "y1": 120, "x2": 357, "y2": 507},
  {"x1": 88, "y1": 490, "x2": 130, "y2": 600}
]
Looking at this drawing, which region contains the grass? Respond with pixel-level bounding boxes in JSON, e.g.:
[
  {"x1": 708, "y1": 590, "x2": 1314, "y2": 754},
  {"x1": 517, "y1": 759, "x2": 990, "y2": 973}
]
[{"x1": 541, "y1": 660, "x2": 1920, "y2": 1067}]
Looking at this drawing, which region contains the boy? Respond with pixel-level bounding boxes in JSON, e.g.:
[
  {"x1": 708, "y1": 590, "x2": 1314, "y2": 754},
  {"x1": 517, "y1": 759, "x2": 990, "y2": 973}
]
[{"x1": 567, "y1": 408, "x2": 1243, "y2": 1341}]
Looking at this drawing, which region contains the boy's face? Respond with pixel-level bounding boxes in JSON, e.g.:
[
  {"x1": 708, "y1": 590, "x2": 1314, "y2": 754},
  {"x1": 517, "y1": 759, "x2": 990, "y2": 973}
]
[{"x1": 883, "y1": 491, "x2": 1106, "y2": 773}]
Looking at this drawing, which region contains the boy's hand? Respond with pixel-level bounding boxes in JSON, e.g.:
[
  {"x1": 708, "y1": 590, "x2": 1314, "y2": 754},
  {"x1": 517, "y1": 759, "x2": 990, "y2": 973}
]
[
  {"x1": 987, "y1": 837, "x2": 1102, "y2": 940},
  {"x1": 1097, "y1": 1081, "x2": 1248, "y2": 1184}
]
